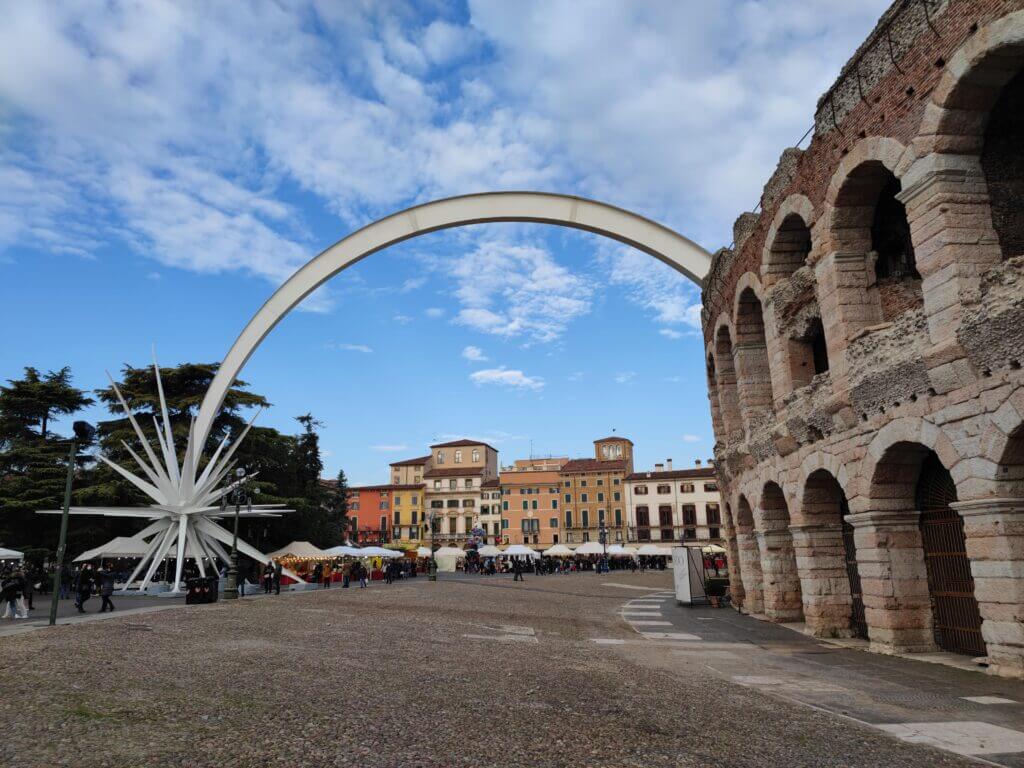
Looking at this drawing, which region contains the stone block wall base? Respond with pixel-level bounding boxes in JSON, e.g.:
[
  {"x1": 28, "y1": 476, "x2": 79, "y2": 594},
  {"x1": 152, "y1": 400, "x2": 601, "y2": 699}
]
[
  {"x1": 985, "y1": 658, "x2": 1024, "y2": 680},
  {"x1": 764, "y1": 608, "x2": 805, "y2": 623},
  {"x1": 868, "y1": 639, "x2": 939, "y2": 656}
]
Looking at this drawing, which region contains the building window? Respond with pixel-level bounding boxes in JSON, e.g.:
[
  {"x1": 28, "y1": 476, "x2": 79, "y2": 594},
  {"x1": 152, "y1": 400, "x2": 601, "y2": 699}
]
[
  {"x1": 379, "y1": 501, "x2": 388, "y2": 510},
  {"x1": 351, "y1": 502, "x2": 360, "y2": 511},
  {"x1": 564, "y1": 511, "x2": 572, "y2": 527},
  {"x1": 550, "y1": 518, "x2": 558, "y2": 529},
  {"x1": 502, "y1": 519, "x2": 509, "y2": 529},
  {"x1": 380, "y1": 515, "x2": 387, "y2": 532},
  {"x1": 597, "y1": 479, "x2": 603, "y2": 486},
  {"x1": 502, "y1": 500, "x2": 508, "y2": 511},
  {"x1": 680, "y1": 483, "x2": 694, "y2": 493},
  {"x1": 597, "y1": 492, "x2": 604, "y2": 502},
  {"x1": 394, "y1": 495, "x2": 402, "y2": 505},
  {"x1": 706, "y1": 503, "x2": 721, "y2": 525},
  {"x1": 582, "y1": 510, "x2": 590, "y2": 528},
  {"x1": 437, "y1": 451, "x2": 445, "y2": 464},
  {"x1": 565, "y1": 494, "x2": 571, "y2": 503},
  {"x1": 446, "y1": 500, "x2": 458, "y2": 508},
  {"x1": 682, "y1": 505, "x2": 696, "y2": 525},
  {"x1": 564, "y1": 480, "x2": 570, "y2": 487},
  {"x1": 462, "y1": 499, "x2": 475, "y2": 508},
  {"x1": 472, "y1": 449, "x2": 480, "y2": 462},
  {"x1": 465, "y1": 478, "x2": 474, "y2": 489},
  {"x1": 434, "y1": 480, "x2": 441, "y2": 489},
  {"x1": 411, "y1": 510, "x2": 418, "y2": 525},
  {"x1": 598, "y1": 509, "x2": 606, "y2": 524},
  {"x1": 581, "y1": 480, "x2": 587, "y2": 487},
  {"x1": 549, "y1": 487, "x2": 557, "y2": 493},
  {"x1": 613, "y1": 491, "x2": 620, "y2": 501},
  {"x1": 614, "y1": 509, "x2": 622, "y2": 526},
  {"x1": 636, "y1": 506, "x2": 650, "y2": 540},
  {"x1": 393, "y1": 510, "x2": 400, "y2": 525},
  {"x1": 553, "y1": 534, "x2": 559, "y2": 544},
  {"x1": 704, "y1": 482, "x2": 718, "y2": 492},
  {"x1": 454, "y1": 450, "x2": 462, "y2": 463},
  {"x1": 522, "y1": 500, "x2": 528, "y2": 511},
  {"x1": 431, "y1": 500, "x2": 443, "y2": 509},
  {"x1": 449, "y1": 479, "x2": 457, "y2": 490},
  {"x1": 583, "y1": 531, "x2": 591, "y2": 542},
  {"x1": 709, "y1": 527, "x2": 720, "y2": 540},
  {"x1": 531, "y1": 500, "x2": 538, "y2": 510},
  {"x1": 613, "y1": 478, "x2": 620, "y2": 486},
  {"x1": 567, "y1": 532, "x2": 574, "y2": 543},
  {"x1": 551, "y1": 499, "x2": 558, "y2": 510},
  {"x1": 685, "y1": 528, "x2": 697, "y2": 540},
  {"x1": 464, "y1": 516, "x2": 472, "y2": 532},
  {"x1": 635, "y1": 485, "x2": 648, "y2": 495},
  {"x1": 656, "y1": 484, "x2": 671, "y2": 494},
  {"x1": 581, "y1": 493, "x2": 588, "y2": 502}
]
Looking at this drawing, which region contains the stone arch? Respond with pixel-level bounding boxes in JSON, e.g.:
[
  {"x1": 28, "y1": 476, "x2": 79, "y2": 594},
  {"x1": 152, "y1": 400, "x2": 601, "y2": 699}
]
[
  {"x1": 734, "y1": 494, "x2": 764, "y2": 615},
  {"x1": 796, "y1": 450, "x2": 850, "y2": 511},
  {"x1": 981, "y1": 395, "x2": 1024, "y2": 497},
  {"x1": 732, "y1": 274, "x2": 776, "y2": 426},
  {"x1": 861, "y1": 416, "x2": 962, "y2": 501},
  {"x1": 705, "y1": 347, "x2": 725, "y2": 442},
  {"x1": 823, "y1": 137, "x2": 922, "y2": 328},
  {"x1": 713, "y1": 316, "x2": 744, "y2": 442},
  {"x1": 192, "y1": 191, "x2": 712, "y2": 452},
  {"x1": 762, "y1": 194, "x2": 815, "y2": 285},
  {"x1": 793, "y1": 468, "x2": 865, "y2": 639},
  {"x1": 756, "y1": 481, "x2": 804, "y2": 622},
  {"x1": 857, "y1": 435, "x2": 986, "y2": 658},
  {"x1": 721, "y1": 501, "x2": 745, "y2": 607}
]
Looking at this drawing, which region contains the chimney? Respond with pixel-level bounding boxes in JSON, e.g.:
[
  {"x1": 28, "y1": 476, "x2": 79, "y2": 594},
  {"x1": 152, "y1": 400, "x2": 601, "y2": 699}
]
[
  {"x1": 695, "y1": 459, "x2": 702, "y2": 466},
  {"x1": 654, "y1": 462, "x2": 664, "y2": 471},
  {"x1": 666, "y1": 458, "x2": 673, "y2": 471},
  {"x1": 707, "y1": 458, "x2": 715, "y2": 467}
]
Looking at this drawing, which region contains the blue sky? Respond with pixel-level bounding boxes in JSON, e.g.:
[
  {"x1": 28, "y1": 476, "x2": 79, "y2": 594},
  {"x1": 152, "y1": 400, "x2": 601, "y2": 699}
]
[{"x1": 0, "y1": 1, "x2": 890, "y2": 484}]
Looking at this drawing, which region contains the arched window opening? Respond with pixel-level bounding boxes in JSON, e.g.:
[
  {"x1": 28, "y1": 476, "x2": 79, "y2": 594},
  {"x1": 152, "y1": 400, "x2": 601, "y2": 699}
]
[
  {"x1": 871, "y1": 175, "x2": 919, "y2": 282},
  {"x1": 714, "y1": 326, "x2": 743, "y2": 441},
  {"x1": 735, "y1": 288, "x2": 775, "y2": 420},
  {"x1": 787, "y1": 312, "x2": 829, "y2": 389},
  {"x1": 706, "y1": 354, "x2": 725, "y2": 440},
  {"x1": 766, "y1": 214, "x2": 811, "y2": 280},
  {"x1": 982, "y1": 67, "x2": 1024, "y2": 260}
]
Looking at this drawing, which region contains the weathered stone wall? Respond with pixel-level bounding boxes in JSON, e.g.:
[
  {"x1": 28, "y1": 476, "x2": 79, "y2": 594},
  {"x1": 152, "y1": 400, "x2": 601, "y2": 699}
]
[{"x1": 702, "y1": 0, "x2": 1024, "y2": 678}]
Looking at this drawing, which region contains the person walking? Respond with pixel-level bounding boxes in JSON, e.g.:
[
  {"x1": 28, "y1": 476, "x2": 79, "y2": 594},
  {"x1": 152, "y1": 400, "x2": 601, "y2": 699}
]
[
  {"x1": 274, "y1": 561, "x2": 282, "y2": 595},
  {"x1": 342, "y1": 561, "x2": 351, "y2": 588},
  {"x1": 322, "y1": 562, "x2": 332, "y2": 589},
  {"x1": 2, "y1": 569, "x2": 25, "y2": 619},
  {"x1": 358, "y1": 562, "x2": 368, "y2": 589},
  {"x1": 512, "y1": 557, "x2": 524, "y2": 582},
  {"x1": 96, "y1": 563, "x2": 116, "y2": 613},
  {"x1": 22, "y1": 564, "x2": 35, "y2": 611},
  {"x1": 75, "y1": 564, "x2": 94, "y2": 613}
]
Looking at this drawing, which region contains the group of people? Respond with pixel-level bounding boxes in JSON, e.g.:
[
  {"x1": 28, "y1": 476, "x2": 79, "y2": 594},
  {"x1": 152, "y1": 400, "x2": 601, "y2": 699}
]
[
  {"x1": 1, "y1": 560, "x2": 118, "y2": 620},
  {"x1": 305, "y1": 557, "x2": 417, "y2": 588},
  {"x1": 1, "y1": 563, "x2": 34, "y2": 619},
  {"x1": 69, "y1": 563, "x2": 117, "y2": 613}
]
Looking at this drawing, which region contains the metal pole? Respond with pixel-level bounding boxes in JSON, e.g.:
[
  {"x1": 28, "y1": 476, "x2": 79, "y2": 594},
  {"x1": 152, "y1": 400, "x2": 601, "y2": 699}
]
[
  {"x1": 429, "y1": 511, "x2": 436, "y2": 581},
  {"x1": 49, "y1": 440, "x2": 77, "y2": 626},
  {"x1": 223, "y1": 494, "x2": 241, "y2": 599}
]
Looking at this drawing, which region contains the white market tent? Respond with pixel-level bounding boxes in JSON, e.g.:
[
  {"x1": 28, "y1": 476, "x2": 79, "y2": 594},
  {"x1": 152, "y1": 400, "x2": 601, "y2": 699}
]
[
  {"x1": 0, "y1": 546, "x2": 24, "y2": 561},
  {"x1": 433, "y1": 546, "x2": 466, "y2": 558},
  {"x1": 637, "y1": 544, "x2": 673, "y2": 557},
  {"x1": 358, "y1": 546, "x2": 404, "y2": 559},
  {"x1": 573, "y1": 541, "x2": 605, "y2": 555},
  {"x1": 619, "y1": 545, "x2": 639, "y2": 557},
  {"x1": 322, "y1": 545, "x2": 363, "y2": 557},
  {"x1": 74, "y1": 536, "x2": 151, "y2": 562},
  {"x1": 415, "y1": 546, "x2": 433, "y2": 558},
  {"x1": 607, "y1": 544, "x2": 636, "y2": 557},
  {"x1": 542, "y1": 544, "x2": 573, "y2": 557},
  {"x1": 476, "y1": 544, "x2": 503, "y2": 557},
  {"x1": 267, "y1": 541, "x2": 328, "y2": 559},
  {"x1": 502, "y1": 544, "x2": 539, "y2": 559},
  {"x1": 702, "y1": 544, "x2": 727, "y2": 554}
]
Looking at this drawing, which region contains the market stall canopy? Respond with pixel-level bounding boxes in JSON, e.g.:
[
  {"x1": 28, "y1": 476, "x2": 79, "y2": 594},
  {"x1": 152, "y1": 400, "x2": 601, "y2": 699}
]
[
  {"x1": 433, "y1": 546, "x2": 466, "y2": 558},
  {"x1": 358, "y1": 546, "x2": 404, "y2": 558},
  {"x1": 637, "y1": 544, "x2": 673, "y2": 556},
  {"x1": 415, "y1": 546, "x2": 432, "y2": 558},
  {"x1": 619, "y1": 546, "x2": 639, "y2": 556},
  {"x1": 607, "y1": 544, "x2": 636, "y2": 557},
  {"x1": 74, "y1": 536, "x2": 151, "y2": 562},
  {"x1": 476, "y1": 544, "x2": 502, "y2": 557},
  {"x1": 702, "y1": 544, "x2": 727, "y2": 554},
  {"x1": 573, "y1": 541, "x2": 604, "y2": 555},
  {"x1": 323, "y1": 545, "x2": 362, "y2": 557},
  {"x1": 502, "y1": 544, "x2": 539, "y2": 559},
  {"x1": 542, "y1": 544, "x2": 573, "y2": 557},
  {"x1": 267, "y1": 541, "x2": 328, "y2": 559},
  {"x1": 0, "y1": 546, "x2": 24, "y2": 560}
]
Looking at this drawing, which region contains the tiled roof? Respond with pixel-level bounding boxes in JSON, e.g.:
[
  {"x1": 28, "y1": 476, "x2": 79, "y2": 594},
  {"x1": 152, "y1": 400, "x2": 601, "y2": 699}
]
[
  {"x1": 389, "y1": 455, "x2": 431, "y2": 467},
  {"x1": 560, "y1": 458, "x2": 629, "y2": 473},
  {"x1": 593, "y1": 436, "x2": 633, "y2": 444},
  {"x1": 481, "y1": 477, "x2": 501, "y2": 488},
  {"x1": 423, "y1": 466, "x2": 486, "y2": 478},
  {"x1": 348, "y1": 483, "x2": 425, "y2": 492},
  {"x1": 625, "y1": 468, "x2": 717, "y2": 481},
  {"x1": 430, "y1": 438, "x2": 497, "y2": 451}
]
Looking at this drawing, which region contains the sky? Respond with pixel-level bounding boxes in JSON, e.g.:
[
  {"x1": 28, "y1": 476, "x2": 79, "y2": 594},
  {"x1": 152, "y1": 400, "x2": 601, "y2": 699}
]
[{"x1": 0, "y1": 0, "x2": 891, "y2": 485}]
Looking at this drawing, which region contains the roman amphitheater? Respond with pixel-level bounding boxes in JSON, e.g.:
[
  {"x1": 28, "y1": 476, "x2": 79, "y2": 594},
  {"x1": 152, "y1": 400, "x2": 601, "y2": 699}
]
[{"x1": 704, "y1": 0, "x2": 1024, "y2": 677}]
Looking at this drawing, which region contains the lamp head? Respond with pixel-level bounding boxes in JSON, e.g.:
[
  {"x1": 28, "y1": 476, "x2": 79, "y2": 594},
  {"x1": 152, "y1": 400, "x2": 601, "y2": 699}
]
[{"x1": 235, "y1": 467, "x2": 246, "y2": 478}]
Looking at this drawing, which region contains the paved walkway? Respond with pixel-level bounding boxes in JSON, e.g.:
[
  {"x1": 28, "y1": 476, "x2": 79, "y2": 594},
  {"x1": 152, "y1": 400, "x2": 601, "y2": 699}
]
[{"x1": 599, "y1": 585, "x2": 1024, "y2": 767}]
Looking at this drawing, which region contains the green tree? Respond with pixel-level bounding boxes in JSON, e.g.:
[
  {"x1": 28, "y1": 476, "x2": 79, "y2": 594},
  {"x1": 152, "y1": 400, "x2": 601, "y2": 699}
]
[
  {"x1": 0, "y1": 367, "x2": 94, "y2": 551},
  {"x1": 324, "y1": 468, "x2": 352, "y2": 543}
]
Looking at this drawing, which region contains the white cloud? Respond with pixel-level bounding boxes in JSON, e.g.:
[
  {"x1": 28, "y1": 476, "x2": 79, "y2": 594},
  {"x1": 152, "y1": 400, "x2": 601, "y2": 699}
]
[
  {"x1": 462, "y1": 345, "x2": 488, "y2": 362},
  {"x1": 659, "y1": 328, "x2": 683, "y2": 339},
  {"x1": 602, "y1": 244, "x2": 703, "y2": 331},
  {"x1": 449, "y1": 238, "x2": 592, "y2": 344},
  {"x1": 469, "y1": 366, "x2": 544, "y2": 391},
  {"x1": 682, "y1": 434, "x2": 701, "y2": 443},
  {"x1": 424, "y1": 307, "x2": 445, "y2": 318},
  {"x1": 147, "y1": 272, "x2": 162, "y2": 281},
  {"x1": 392, "y1": 314, "x2": 413, "y2": 324},
  {"x1": 567, "y1": 371, "x2": 584, "y2": 382},
  {"x1": 327, "y1": 342, "x2": 373, "y2": 353},
  {"x1": 371, "y1": 444, "x2": 408, "y2": 452},
  {"x1": 614, "y1": 371, "x2": 636, "y2": 384},
  {"x1": 399, "y1": 276, "x2": 426, "y2": 293}
]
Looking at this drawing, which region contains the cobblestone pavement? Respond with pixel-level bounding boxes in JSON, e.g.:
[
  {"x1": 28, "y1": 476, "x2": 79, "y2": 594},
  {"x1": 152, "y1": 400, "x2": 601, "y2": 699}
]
[{"x1": 0, "y1": 571, "x2": 1011, "y2": 767}]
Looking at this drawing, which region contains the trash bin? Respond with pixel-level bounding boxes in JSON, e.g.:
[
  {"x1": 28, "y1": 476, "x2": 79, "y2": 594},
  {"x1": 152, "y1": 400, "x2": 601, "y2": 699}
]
[{"x1": 185, "y1": 576, "x2": 220, "y2": 604}]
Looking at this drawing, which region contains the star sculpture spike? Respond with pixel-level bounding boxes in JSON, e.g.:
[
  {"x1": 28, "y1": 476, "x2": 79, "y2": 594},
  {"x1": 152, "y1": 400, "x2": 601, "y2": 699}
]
[{"x1": 38, "y1": 354, "x2": 304, "y2": 594}]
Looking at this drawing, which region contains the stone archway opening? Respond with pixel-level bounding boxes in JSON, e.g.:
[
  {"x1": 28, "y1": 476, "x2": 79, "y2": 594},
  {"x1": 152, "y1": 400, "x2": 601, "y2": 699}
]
[
  {"x1": 758, "y1": 482, "x2": 803, "y2": 623},
  {"x1": 764, "y1": 213, "x2": 811, "y2": 281},
  {"x1": 796, "y1": 470, "x2": 865, "y2": 639},
  {"x1": 714, "y1": 325, "x2": 743, "y2": 441},
  {"x1": 865, "y1": 441, "x2": 985, "y2": 656},
  {"x1": 983, "y1": 67, "x2": 1024, "y2": 260},
  {"x1": 734, "y1": 495, "x2": 764, "y2": 615},
  {"x1": 734, "y1": 288, "x2": 775, "y2": 427}
]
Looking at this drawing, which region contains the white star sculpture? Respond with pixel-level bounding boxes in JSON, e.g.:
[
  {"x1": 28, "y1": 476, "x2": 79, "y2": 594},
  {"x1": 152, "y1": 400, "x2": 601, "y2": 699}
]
[{"x1": 40, "y1": 357, "x2": 302, "y2": 594}]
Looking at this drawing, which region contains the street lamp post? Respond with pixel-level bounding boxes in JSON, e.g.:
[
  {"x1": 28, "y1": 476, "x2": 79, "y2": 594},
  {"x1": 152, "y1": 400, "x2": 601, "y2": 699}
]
[
  {"x1": 49, "y1": 421, "x2": 94, "y2": 626},
  {"x1": 428, "y1": 509, "x2": 437, "y2": 581},
  {"x1": 599, "y1": 522, "x2": 609, "y2": 574},
  {"x1": 222, "y1": 467, "x2": 258, "y2": 600}
]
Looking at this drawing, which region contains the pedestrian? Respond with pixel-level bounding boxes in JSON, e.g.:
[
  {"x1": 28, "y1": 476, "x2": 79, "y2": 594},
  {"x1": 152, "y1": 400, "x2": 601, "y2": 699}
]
[
  {"x1": 274, "y1": 561, "x2": 282, "y2": 595},
  {"x1": 359, "y1": 562, "x2": 368, "y2": 588},
  {"x1": 75, "y1": 564, "x2": 94, "y2": 613},
  {"x1": 1, "y1": 569, "x2": 26, "y2": 619},
  {"x1": 342, "y1": 561, "x2": 351, "y2": 588},
  {"x1": 59, "y1": 566, "x2": 72, "y2": 600},
  {"x1": 322, "y1": 562, "x2": 332, "y2": 589},
  {"x1": 22, "y1": 564, "x2": 35, "y2": 611},
  {"x1": 263, "y1": 563, "x2": 273, "y2": 593},
  {"x1": 512, "y1": 557, "x2": 524, "y2": 582},
  {"x1": 96, "y1": 563, "x2": 116, "y2": 613}
]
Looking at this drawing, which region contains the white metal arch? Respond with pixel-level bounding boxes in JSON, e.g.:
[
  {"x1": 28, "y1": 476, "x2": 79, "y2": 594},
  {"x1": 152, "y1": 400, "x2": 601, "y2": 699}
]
[{"x1": 192, "y1": 191, "x2": 712, "y2": 455}]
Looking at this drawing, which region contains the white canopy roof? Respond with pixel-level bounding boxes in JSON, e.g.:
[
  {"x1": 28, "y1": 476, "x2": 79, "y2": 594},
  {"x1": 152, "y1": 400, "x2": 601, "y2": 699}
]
[
  {"x1": 74, "y1": 536, "x2": 151, "y2": 562},
  {"x1": 267, "y1": 541, "x2": 328, "y2": 559},
  {"x1": 573, "y1": 541, "x2": 605, "y2": 555},
  {"x1": 502, "y1": 544, "x2": 539, "y2": 558},
  {"x1": 542, "y1": 544, "x2": 573, "y2": 557},
  {"x1": 476, "y1": 544, "x2": 502, "y2": 557},
  {"x1": 607, "y1": 544, "x2": 636, "y2": 557},
  {"x1": 415, "y1": 546, "x2": 433, "y2": 558},
  {"x1": 357, "y1": 546, "x2": 404, "y2": 558},
  {"x1": 637, "y1": 544, "x2": 673, "y2": 556},
  {"x1": 619, "y1": 545, "x2": 639, "y2": 556},
  {"x1": 322, "y1": 545, "x2": 362, "y2": 557},
  {"x1": 0, "y1": 546, "x2": 24, "y2": 560},
  {"x1": 702, "y1": 544, "x2": 727, "y2": 554},
  {"x1": 433, "y1": 546, "x2": 466, "y2": 558}
]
